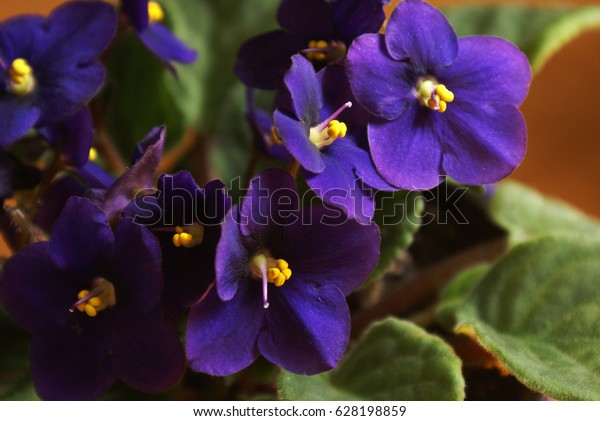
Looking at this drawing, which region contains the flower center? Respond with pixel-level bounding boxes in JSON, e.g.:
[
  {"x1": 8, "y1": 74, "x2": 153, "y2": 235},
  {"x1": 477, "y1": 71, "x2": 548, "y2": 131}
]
[
  {"x1": 7, "y1": 58, "x2": 36, "y2": 96},
  {"x1": 148, "y1": 1, "x2": 165, "y2": 23},
  {"x1": 250, "y1": 253, "x2": 293, "y2": 309},
  {"x1": 415, "y1": 78, "x2": 454, "y2": 113},
  {"x1": 69, "y1": 278, "x2": 116, "y2": 318},
  {"x1": 303, "y1": 40, "x2": 347, "y2": 63},
  {"x1": 308, "y1": 101, "x2": 352, "y2": 149},
  {"x1": 172, "y1": 222, "x2": 204, "y2": 248}
]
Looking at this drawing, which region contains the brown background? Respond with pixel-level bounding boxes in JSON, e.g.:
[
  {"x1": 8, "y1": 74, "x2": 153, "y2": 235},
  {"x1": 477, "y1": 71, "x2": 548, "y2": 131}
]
[{"x1": 2, "y1": 0, "x2": 600, "y2": 218}]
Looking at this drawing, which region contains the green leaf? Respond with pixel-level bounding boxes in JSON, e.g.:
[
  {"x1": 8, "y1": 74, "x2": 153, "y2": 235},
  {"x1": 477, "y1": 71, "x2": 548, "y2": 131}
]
[
  {"x1": 278, "y1": 318, "x2": 465, "y2": 400},
  {"x1": 444, "y1": 5, "x2": 600, "y2": 72},
  {"x1": 366, "y1": 191, "x2": 424, "y2": 285},
  {"x1": 436, "y1": 264, "x2": 490, "y2": 331},
  {"x1": 456, "y1": 235, "x2": 600, "y2": 400},
  {"x1": 489, "y1": 182, "x2": 600, "y2": 245}
]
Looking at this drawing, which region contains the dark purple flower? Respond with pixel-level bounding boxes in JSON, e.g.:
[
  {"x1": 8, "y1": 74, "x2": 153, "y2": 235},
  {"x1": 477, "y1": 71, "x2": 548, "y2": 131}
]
[
  {"x1": 91, "y1": 126, "x2": 165, "y2": 225},
  {"x1": 38, "y1": 106, "x2": 94, "y2": 168},
  {"x1": 186, "y1": 168, "x2": 380, "y2": 376},
  {"x1": 121, "y1": 0, "x2": 197, "y2": 73},
  {"x1": 235, "y1": 0, "x2": 389, "y2": 89},
  {"x1": 0, "y1": 1, "x2": 117, "y2": 147},
  {"x1": 0, "y1": 196, "x2": 185, "y2": 400},
  {"x1": 125, "y1": 171, "x2": 231, "y2": 320},
  {"x1": 346, "y1": 0, "x2": 531, "y2": 190},
  {"x1": 246, "y1": 88, "x2": 292, "y2": 163},
  {"x1": 273, "y1": 55, "x2": 394, "y2": 222}
]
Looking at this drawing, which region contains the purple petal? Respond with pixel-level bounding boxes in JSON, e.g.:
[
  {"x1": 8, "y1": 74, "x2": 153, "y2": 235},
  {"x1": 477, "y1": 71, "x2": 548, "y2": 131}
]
[
  {"x1": 385, "y1": 0, "x2": 458, "y2": 72},
  {"x1": 318, "y1": 62, "x2": 369, "y2": 126},
  {"x1": 202, "y1": 178, "x2": 232, "y2": 226},
  {"x1": 215, "y1": 207, "x2": 250, "y2": 301},
  {"x1": 259, "y1": 283, "x2": 349, "y2": 374},
  {"x1": 156, "y1": 171, "x2": 200, "y2": 226},
  {"x1": 35, "y1": 60, "x2": 106, "y2": 127},
  {"x1": 112, "y1": 218, "x2": 163, "y2": 315},
  {"x1": 116, "y1": 309, "x2": 185, "y2": 393},
  {"x1": 235, "y1": 30, "x2": 307, "y2": 90},
  {"x1": 138, "y1": 23, "x2": 197, "y2": 73},
  {"x1": 284, "y1": 54, "x2": 322, "y2": 125},
  {"x1": 438, "y1": 36, "x2": 531, "y2": 107},
  {"x1": 442, "y1": 102, "x2": 527, "y2": 185},
  {"x1": 331, "y1": 0, "x2": 389, "y2": 45},
  {"x1": 274, "y1": 110, "x2": 324, "y2": 173},
  {"x1": 0, "y1": 242, "x2": 79, "y2": 333},
  {"x1": 279, "y1": 205, "x2": 380, "y2": 295},
  {"x1": 368, "y1": 106, "x2": 445, "y2": 190},
  {"x1": 50, "y1": 197, "x2": 115, "y2": 276},
  {"x1": 239, "y1": 167, "x2": 300, "y2": 240},
  {"x1": 38, "y1": 106, "x2": 93, "y2": 167},
  {"x1": 122, "y1": 0, "x2": 149, "y2": 31},
  {"x1": 102, "y1": 126, "x2": 164, "y2": 223},
  {"x1": 0, "y1": 16, "x2": 46, "y2": 64},
  {"x1": 305, "y1": 145, "x2": 377, "y2": 223},
  {"x1": 186, "y1": 282, "x2": 263, "y2": 376},
  {"x1": 346, "y1": 33, "x2": 413, "y2": 120},
  {"x1": 0, "y1": 99, "x2": 41, "y2": 148},
  {"x1": 277, "y1": 0, "x2": 334, "y2": 39},
  {"x1": 30, "y1": 324, "x2": 119, "y2": 400},
  {"x1": 33, "y1": 175, "x2": 86, "y2": 233},
  {"x1": 41, "y1": 1, "x2": 117, "y2": 64}
]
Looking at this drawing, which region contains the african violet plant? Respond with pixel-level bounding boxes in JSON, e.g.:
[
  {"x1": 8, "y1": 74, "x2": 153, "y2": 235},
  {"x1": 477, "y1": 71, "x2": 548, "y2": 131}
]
[{"x1": 0, "y1": 0, "x2": 600, "y2": 401}]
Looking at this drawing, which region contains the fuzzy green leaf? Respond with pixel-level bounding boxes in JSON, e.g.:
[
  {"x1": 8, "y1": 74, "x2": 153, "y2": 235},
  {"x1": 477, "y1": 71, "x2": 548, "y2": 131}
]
[
  {"x1": 457, "y1": 235, "x2": 600, "y2": 400},
  {"x1": 278, "y1": 318, "x2": 464, "y2": 400},
  {"x1": 489, "y1": 182, "x2": 600, "y2": 245}
]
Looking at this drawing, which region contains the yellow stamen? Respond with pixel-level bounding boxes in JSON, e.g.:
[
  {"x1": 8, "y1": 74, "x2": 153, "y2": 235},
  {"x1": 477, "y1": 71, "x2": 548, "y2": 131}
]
[
  {"x1": 251, "y1": 254, "x2": 293, "y2": 288},
  {"x1": 172, "y1": 223, "x2": 204, "y2": 248},
  {"x1": 71, "y1": 279, "x2": 116, "y2": 318},
  {"x1": 270, "y1": 126, "x2": 283, "y2": 145},
  {"x1": 305, "y1": 39, "x2": 347, "y2": 62},
  {"x1": 88, "y1": 147, "x2": 98, "y2": 162},
  {"x1": 309, "y1": 119, "x2": 348, "y2": 149},
  {"x1": 416, "y1": 78, "x2": 454, "y2": 113},
  {"x1": 8, "y1": 58, "x2": 35, "y2": 96},
  {"x1": 148, "y1": 1, "x2": 164, "y2": 23}
]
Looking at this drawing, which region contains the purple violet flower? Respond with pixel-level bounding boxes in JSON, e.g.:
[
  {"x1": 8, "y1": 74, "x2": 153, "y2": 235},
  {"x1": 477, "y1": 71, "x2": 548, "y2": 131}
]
[
  {"x1": 235, "y1": 0, "x2": 389, "y2": 89},
  {"x1": 0, "y1": 1, "x2": 117, "y2": 147},
  {"x1": 346, "y1": 0, "x2": 531, "y2": 190},
  {"x1": 0, "y1": 196, "x2": 185, "y2": 400},
  {"x1": 121, "y1": 0, "x2": 197, "y2": 73},
  {"x1": 273, "y1": 55, "x2": 394, "y2": 223},
  {"x1": 125, "y1": 171, "x2": 232, "y2": 320},
  {"x1": 186, "y1": 168, "x2": 380, "y2": 376}
]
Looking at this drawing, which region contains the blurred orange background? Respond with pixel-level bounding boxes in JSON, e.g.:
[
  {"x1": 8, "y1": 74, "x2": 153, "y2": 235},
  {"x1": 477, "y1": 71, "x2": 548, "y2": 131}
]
[{"x1": 2, "y1": 0, "x2": 599, "y2": 218}]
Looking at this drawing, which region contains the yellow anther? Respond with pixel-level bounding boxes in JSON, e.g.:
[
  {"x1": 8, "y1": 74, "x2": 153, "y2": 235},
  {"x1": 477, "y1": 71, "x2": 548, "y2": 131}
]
[
  {"x1": 172, "y1": 224, "x2": 204, "y2": 248},
  {"x1": 84, "y1": 304, "x2": 97, "y2": 317},
  {"x1": 148, "y1": 1, "x2": 164, "y2": 23},
  {"x1": 325, "y1": 120, "x2": 347, "y2": 141},
  {"x1": 172, "y1": 234, "x2": 182, "y2": 247},
  {"x1": 8, "y1": 58, "x2": 35, "y2": 96},
  {"x1": 10, "y1": 58, "x2": 31, "y2": 76},
  {"x1": 88, "y1": 147, "x2": 98, "y2": 162},
  {"x1": 315, "y1": 40, "x2": 328, "y2": 49},
  {"x1": 270, "y1": 126, "x2": 283, "y2": 145},
  {"x1": 267, "y1": 268, "x2": 280, "y2": 281},
  {"x1": 273, "y1": 273, "x2": 286, "y2": 287},
  {"x1": 416, "y1": 78, "x2": 454, "y2": 113},
  {"x1": 275, "y1": 259, "x2": 289, "y2": 270},
  {"x1": 435, "y1": 84, "x2": 454, "y2": 103},
  {"x1": 88, "y1": 297, "x2": 102, "y2": 308},
  {"x1": 77, "y1": 290, "x2": 90, "y2": 300},
  {"x1": 281, "y1": 268, "x2": 292, "y2": 279}
]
